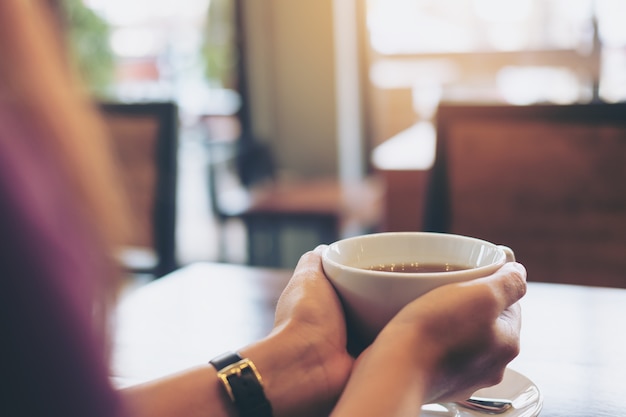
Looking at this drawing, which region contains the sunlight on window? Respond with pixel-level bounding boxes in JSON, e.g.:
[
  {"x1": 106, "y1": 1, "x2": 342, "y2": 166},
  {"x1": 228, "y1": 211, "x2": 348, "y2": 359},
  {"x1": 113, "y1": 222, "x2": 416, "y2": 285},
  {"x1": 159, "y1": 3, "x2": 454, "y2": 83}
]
[
  {"x1": 82, "y1": 0, "x2": 236, "y2": 114},
  {"x1": 596, "y1": 0, "x2": 626, "y2": 45},
  {"x1": 366, "y1": 0, "x2": 596, "y2": 54},
  {"x1": 366, "y1": 0, "x2": 475, "y2": 54},
  {"x1": 85, "y1": 0, "x2": 209, "y2": 25},
  {"x1": 472, "y1": 0, "x2": 532, "y2": 22},
  {"x1": 369, "y1": 59, "x2": 458, "y2": 89},
  {"x1": 600, "y1": 51, "x2": 626, "y2": 102},
  {"x1": 496, "y1": 66, "x2": 583, "y2": 105},
  {"x1": 110, "y1": 28, "x2": 163, "y2": 58},
  {"x1": 365, "y1": 0, "x2": 626, "y2": 106}
]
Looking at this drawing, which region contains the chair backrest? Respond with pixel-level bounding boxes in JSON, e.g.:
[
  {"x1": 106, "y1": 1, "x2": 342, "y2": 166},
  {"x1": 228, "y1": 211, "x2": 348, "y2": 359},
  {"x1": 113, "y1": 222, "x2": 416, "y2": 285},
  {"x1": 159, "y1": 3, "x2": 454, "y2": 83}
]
[
  {"x1": 99, "y1": 101, "x2": 178, "y2": 277},
  {"x1": 206, "y1": 139, "x2": 276, "y2": 220},
  {"x1": 425, "y1": 102, "x2": 626, "y2": 288}
]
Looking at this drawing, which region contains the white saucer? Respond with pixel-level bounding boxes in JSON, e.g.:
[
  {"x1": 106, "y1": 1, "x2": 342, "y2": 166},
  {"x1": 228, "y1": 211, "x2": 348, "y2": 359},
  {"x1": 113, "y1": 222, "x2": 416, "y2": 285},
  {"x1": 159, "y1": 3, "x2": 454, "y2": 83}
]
[{"x1": 420, "y1": 368, "x2": 543, "y2": 417}]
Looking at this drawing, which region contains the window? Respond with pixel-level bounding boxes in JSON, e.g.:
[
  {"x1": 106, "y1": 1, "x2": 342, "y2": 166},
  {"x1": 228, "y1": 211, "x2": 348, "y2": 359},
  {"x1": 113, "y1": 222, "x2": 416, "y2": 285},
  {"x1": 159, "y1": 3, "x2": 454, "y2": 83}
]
[
  {"x1": 363, "y1": 0, "x2": 626, "y2": 151},
  {"x1": 84, "y1": 0, "x2": 239, "y2": 117}
]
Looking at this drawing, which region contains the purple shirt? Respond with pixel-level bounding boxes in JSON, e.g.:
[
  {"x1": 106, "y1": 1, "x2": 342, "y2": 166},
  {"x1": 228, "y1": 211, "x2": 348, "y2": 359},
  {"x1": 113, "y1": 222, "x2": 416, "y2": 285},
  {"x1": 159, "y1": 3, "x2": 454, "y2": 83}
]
[{"x1": 0, "y1": 103, "x2": 125, "y2": 417}]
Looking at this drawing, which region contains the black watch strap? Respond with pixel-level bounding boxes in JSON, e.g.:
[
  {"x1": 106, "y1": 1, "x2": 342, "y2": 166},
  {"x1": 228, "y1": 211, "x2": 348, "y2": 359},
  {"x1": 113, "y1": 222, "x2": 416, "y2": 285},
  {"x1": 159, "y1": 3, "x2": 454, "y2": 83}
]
[{"x1": 210, "y1": 352, "x2": 273, "y2": 417}]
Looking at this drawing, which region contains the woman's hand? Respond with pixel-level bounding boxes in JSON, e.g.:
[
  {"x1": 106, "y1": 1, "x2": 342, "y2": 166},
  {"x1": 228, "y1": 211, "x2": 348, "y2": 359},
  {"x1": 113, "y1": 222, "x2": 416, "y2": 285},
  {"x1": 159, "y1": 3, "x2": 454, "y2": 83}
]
[
  {"x1": 388, "y1": 261, "x2": 527, "y2": 403},
  {"x1": 240, "y1": 247, "x2": 353, "y2": 417},
  {"x1": 120, "y1": 247, "x2": 353, "y2": 417},
  {"x1": 331, "y1": 262, "x2": 527, "y2": 416}
]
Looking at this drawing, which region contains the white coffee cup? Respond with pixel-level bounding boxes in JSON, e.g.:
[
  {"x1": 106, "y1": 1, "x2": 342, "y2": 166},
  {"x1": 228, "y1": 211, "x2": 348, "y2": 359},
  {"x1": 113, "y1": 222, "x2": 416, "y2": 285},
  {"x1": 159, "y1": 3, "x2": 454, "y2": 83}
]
[{"x1": 321, "y1": 232, "x2": 515, "y2": 343}]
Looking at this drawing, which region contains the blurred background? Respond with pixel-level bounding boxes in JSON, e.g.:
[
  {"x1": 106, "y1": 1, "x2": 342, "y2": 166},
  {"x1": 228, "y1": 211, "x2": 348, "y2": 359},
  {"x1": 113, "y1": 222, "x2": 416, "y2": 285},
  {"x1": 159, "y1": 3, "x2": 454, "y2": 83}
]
[{"x1": 65, "y1": 0, "x2": 626, "y2": 270}]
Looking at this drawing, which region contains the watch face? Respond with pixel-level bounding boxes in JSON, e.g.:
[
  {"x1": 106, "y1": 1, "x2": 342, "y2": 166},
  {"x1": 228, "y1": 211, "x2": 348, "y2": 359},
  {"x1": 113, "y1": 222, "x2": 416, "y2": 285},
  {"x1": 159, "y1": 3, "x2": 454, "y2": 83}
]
[{"x1": 212, "y1": 355, "x2": 273, "y2": 417}]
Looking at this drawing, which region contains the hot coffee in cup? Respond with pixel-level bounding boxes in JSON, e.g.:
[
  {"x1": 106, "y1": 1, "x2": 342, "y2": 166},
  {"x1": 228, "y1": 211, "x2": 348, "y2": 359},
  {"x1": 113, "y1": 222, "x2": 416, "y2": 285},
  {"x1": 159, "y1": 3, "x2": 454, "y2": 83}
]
[{"x1": 321, "y1": 232, "x2": 515, "y2": 343}]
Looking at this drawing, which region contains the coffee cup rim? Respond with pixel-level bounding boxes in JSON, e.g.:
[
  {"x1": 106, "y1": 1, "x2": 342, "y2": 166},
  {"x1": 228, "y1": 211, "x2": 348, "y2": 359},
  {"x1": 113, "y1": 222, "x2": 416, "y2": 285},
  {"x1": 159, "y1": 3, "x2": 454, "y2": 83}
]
[{"x1": 322, "y1": 231, "x2": 509, "y2": 278}]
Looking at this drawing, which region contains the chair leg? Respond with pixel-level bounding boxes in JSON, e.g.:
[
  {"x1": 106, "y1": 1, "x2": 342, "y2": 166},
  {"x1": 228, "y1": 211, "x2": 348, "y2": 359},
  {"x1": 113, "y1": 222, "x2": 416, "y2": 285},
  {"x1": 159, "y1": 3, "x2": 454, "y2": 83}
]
[
  {"x1": 244, "y1": 216, "x2": 282, "y2": 267},
  {"x1": 215, "y1": 219, "x2": 230, "y2": 263}
]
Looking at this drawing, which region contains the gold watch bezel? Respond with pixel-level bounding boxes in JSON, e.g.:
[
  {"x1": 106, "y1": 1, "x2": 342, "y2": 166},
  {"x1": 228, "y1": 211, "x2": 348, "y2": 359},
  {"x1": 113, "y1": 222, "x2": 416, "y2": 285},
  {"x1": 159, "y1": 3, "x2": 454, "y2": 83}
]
[{"x1": 216, "y1": 357, "x2": 264, "y2": 402}]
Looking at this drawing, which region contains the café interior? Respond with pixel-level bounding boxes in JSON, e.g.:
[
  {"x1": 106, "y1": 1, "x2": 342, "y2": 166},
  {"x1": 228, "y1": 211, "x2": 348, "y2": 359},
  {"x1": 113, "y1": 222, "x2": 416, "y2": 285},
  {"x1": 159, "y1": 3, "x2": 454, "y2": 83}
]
[
  {"x1": 10, "y1": 1, "x2": 626, "y2": 416},
  {"x1": 84, "y1": 0, "x2": 626, "y2": 290}
]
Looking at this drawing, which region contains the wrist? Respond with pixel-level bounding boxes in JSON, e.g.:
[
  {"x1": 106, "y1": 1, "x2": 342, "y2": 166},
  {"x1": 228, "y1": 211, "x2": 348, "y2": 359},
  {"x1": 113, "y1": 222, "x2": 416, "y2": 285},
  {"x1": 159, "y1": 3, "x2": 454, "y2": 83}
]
[
  {"x1": 377, "y1": 320, "x2": 440, "y2": 373},
  {"x1": 239, "y1": 322, "x2": 351, "y2": 417},
  {"x1": 332, "y1": 331, "x2": 431, "y2": 417},
  {"x1": 374, "y1": 320, "x2": 453, "y2": 402}
]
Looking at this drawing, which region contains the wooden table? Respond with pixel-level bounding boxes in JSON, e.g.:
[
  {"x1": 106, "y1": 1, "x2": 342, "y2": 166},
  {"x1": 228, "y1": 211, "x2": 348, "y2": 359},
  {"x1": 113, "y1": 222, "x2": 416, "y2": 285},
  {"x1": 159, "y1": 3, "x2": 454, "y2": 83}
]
[{"x1": 113, "y1": 262, "x2": 626, "y2": 416}]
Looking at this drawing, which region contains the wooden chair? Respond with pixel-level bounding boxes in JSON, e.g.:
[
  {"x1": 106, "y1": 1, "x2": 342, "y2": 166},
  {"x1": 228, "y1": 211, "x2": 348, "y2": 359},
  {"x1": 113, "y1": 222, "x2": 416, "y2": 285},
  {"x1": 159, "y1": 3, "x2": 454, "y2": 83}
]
[
  {"x1": 99, "y1": 102, "x2": 179, "y2": 278},
  {"x1": 425, "y1": 102, "x2": 626, "y2": 288},
  {"x1": 206, "y1": 139, "x2": 382, "y2": 268}
]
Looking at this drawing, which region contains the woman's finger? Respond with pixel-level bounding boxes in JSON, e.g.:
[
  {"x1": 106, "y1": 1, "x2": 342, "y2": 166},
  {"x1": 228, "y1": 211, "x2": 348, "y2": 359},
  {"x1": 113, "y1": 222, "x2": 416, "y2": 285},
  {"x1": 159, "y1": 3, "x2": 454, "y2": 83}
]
[{"x1": 470, "y1": 262, "x2": 527, "y2": 311}]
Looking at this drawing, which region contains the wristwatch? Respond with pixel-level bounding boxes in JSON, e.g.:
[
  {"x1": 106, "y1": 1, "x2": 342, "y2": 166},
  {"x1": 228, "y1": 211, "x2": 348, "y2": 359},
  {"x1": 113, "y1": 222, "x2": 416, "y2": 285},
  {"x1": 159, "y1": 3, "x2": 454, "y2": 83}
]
[{"x1": 209, "y1": 352, "x2": 273, "y2": 417}]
